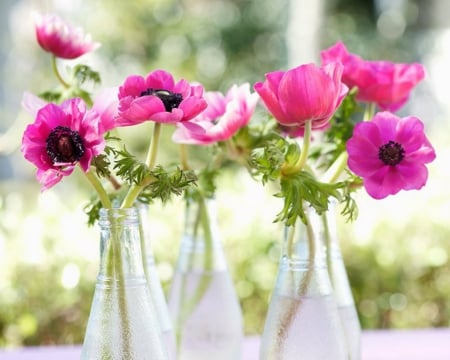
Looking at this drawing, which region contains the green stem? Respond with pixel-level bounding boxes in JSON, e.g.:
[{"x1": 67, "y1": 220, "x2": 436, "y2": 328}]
[
  {"x1": 282, "y1": 120, "x2": 312, "y2": 175},
  {"x1": 179, "y1": 144, "x2": 190, "y2": 171},
  {"x1": 84, "y1": 169, "x2": 112, "y2": 209},
  {"x1": 51, "y1": 56, "x2": 70, "y2": 89},
  {"x1": 113, "y1": 227, "x2": 131, "y2": 356},
  {"x1": 321, "y1": 151, "x2": 349, "y2": 184},
  {"x1": 121, "y1": 123, "x2": 162, "y2": 208},
  {"x1": 145, "y1": 123, "x2": 162, "y2": 169},
  {"x1": 275, "y1": 213, "x2": 316, "y2": 354},
  {"x1": 363, "y1": 103, "x2": 376, "y2": 122},
  {"x1": 322, "y1": 212, "x2": 333, "y2": 283}
]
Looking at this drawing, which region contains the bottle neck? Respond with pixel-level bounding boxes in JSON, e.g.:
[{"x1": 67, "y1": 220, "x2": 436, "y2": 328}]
[
  {"x1": 320, "y1": 200, "x2": 341, "y2": 257},
  {"x1": 281, "y1": 208, "x2": 327, "y2": 269},
  {"x1": 98, "y1": 207, "x2": 146, "y2": 281},
  {"x1": 178, "y1": 196, "x2": 226, "y2": 271},
  {"x1": 183, "y1": 196, "x2": 220, "y2": 246}
]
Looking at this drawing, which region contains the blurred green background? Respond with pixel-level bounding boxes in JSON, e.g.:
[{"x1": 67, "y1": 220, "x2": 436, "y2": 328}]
[{"x1": 1, "y1": 0, "x2": 450, "y2": 347}]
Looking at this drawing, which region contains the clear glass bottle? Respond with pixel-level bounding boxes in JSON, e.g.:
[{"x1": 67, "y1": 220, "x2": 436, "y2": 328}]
[
  {"x1": 322, "y1": 201, "x2": 361, "y2": 360},
  {"x1": 259, "y1": 208, "x2": 349, "y2": 360},
  {"x1": 139, "y1": 203, "x2": 177, "y2": 360},
  {"x1": 168, "y1": 196, "x2": 243, "y2": 360},
  {"x1": 81, "y1": 207, "x2": 168, "y2": 360}
]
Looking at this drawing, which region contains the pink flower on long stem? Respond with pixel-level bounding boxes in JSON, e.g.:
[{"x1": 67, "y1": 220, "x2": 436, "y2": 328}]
[
  {"x1": 346, "y1": 111, "x2": 435, "y2": 199},
  {"x1": 320, "y1": 41, "x2": 425, "y2": 112},
  {"x1": 21, "y1": 98, "x2": 105, "y2": 190},
  {"x1": 116, "y1": 69, "x2": 207, "y2": 126},
  {"x1": 172, "y1": 83, "x2": 259, "y2": 145},
  {"x1": 34, "y1": 13, "x2": 100, "y2": 59},
  {"x1": 253, "y1": 62, "x2": 348, "y2": 129}
]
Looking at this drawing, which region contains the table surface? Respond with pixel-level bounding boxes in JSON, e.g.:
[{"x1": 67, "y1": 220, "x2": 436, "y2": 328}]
[{"x1": 0, "y1": 328, "x2": 449, "y2": 359}]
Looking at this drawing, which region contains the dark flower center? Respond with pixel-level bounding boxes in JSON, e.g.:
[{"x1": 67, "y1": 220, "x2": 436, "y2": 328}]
[
  {"x1": 46, "y1": 126, "x2": 85, "y2": 164},
  {"x1": 140, "y1": 88, "x2": 183, "y2": 112},
  {"x1": 378, "y1": 140, "x2": 405, "y2": 166}
]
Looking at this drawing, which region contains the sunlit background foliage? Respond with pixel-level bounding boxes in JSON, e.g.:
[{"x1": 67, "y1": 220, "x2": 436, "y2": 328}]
[{"x1": 1, "y1": 0, "x2": 450, "y2": 347}]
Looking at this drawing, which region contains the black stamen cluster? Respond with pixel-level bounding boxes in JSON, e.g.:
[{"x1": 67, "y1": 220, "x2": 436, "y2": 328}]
[
  {"x1": 378, "y1": 140, "x2": 405, "y2": 166},
  {"x1": 140, "y1": 88, "x2": 183, "y2": 112},
  {"x1": 46, "y1": 126, "x2": 85, "y2": 164}
]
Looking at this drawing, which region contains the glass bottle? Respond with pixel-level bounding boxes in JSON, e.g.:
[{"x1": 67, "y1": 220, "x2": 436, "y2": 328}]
[
  {"x1": 322, "y1": 201, "x2": 361, "y2": 360},
  {"x1": 81, "y1": 207, "x2": 168, "y2": 360},
  {"x1": 168, "y1": 196, "x2": 243, "y2": 360},
  {"x1": 138, "y1": 203, "x2": 177, "y2": 359},
  {"x1": 259, "y1": 208, "x2": 349, "y2": 360}
]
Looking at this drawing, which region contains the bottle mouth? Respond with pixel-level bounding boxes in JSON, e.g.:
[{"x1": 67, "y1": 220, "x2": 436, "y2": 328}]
[{"x1": 99, "y1": 207, "x2": 139, "y2": 227}]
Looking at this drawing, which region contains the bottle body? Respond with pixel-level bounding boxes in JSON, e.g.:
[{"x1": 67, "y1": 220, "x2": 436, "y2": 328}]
[
  {"x1": 260, "y1": 210, "x2": 348, "y2": 360},
  {"x1": 139, "y1": 204, "x2": 177, "y2": 359},
  {"x1": 323, "y1": 201, "x2": 362, "y2": 360},
  {"x1": 168, "y1": 197, "x2": 243, "y2": 360},
  {"x1": 81, "y1": 207, "x2": 168, "y2": 360}
]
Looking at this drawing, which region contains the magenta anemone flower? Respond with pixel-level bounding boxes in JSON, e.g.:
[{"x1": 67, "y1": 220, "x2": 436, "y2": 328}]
[
  {"x1": 172, "y1": 83, "x2": 259, "y2": 145},
  {"x1": 254, "y1": 62, "x2": 348, "y2": 129},
  {"x1": 346, "y1": 111, "x2": 435, "y2": 199},
  {"x1": 21, "y1": 98, "x2": 106, "y2": 190},
  {"x1": 115, "y1": 69, "x2": 207, "y2": 126},
  {"x1": 34, "y1": 13, "x2": 100, "y2": 59},
  {"x1": 320, "y1": 41, "x2": 425, "y2": 112}
]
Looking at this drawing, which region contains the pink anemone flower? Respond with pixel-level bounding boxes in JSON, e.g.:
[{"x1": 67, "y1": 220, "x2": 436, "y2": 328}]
[
  {"x1": 21, "y1": 98, "x2": 106, "y2": 191},
  {"x1": 172, "y1": 83, "x2": 259, "y2": 145},
  {"x1": 34, "y1": 13, "x2": 100, "y2": 59},
  {"x1": 116, "y1": 69, "x2": 207, "y2": 126},
  {"x1": 346, "y1": 111, "x2": 435, "y2": 199},
  {"x1": 320, "y1": 41, "x2": 425, "y2": 112},
  {"x1": 254, "y1": 62, "x2": 348, "y2": 129}
]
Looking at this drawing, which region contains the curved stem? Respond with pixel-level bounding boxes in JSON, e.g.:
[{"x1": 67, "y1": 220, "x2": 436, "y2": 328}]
[
  {"x1": 121, "y1": 123, "x2": 162, "y2": 208},
  {"x1": 275, "y1": 213, "x2": 316, "y2": 355},
  {"x1": 84, "y1": 169, "x2": 112, "y2": 209},
  {"x1": 321, "y1": 152, "x2": 349, "y2": 184},
  {"x1": 282, "y1": 120, "x2": 312, "y2": 175},
  {"x1": 51, "y1": 56, "x2": 70, "y2": 89},
  {"x1": 145, "y1": 123, "x2": 162, "y2": 169}
]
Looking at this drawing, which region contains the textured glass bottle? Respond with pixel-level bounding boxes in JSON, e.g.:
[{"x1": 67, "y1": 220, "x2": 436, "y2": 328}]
[
  {"x1": 81, "y1": 208, "x2": 168, "y2": 360},
  {"x1": 322, "y1": 201, "x2": 361, "y2": 360},
  {"x1": 139, "y1": 203, "x2": 177, "y2": 359},
  {"x1": 168, "y1": 196, "x2": 243, "y2": 360},
  {"x1": 259, "y1": 209, "x2": 349, "y2": 360}
]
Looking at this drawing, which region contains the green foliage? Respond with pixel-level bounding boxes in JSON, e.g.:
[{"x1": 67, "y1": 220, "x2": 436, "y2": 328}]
[
  {"x1": 71, "y1": 64, "x2": 101, "y2": 88},
  {"x1": 37, "y1": 64, "x2": 100, "y2": 106},
  {"x1": 138, "y1": 166, "x2": 197, "y2": 204},
  {"x1": 275, "y1": 171, "x2": 342, "y2": 225},
  {"x1": 84, "y1": 199, "x2": 103, "y2": 227}
]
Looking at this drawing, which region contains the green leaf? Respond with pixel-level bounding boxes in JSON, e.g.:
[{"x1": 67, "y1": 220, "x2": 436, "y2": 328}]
[
  {"x1": 71, "y1": 64, "x2": 101, "y2": 87},
  {"x1": 275, "y1": 170, "x2": 343, "y2": 225},
  {"x1": 38, "y1": 90, "x2": 62, "y2": 103},
  {"x1": 139, "y1": 166, "x2": 197, "y2": 204}
]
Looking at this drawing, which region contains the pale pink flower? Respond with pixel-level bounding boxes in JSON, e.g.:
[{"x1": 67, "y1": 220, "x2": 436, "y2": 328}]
[
  {"x1": 346, "y1": 111, "x2": 435, "y2": 199},
  {"x1": 254, "y1": 63, "x2": 348, "y2": 129},
  {"x1": 321, "y1": 41, "x2": 425, "y2": 111},
  {"x1": 34, "y1": 13, "x2": 100, "y2": 59},
  {"x1": 116, "y1": 69, "x2": 207, "y2": 126},
  {"x1": 172, "y1": 83, "x2": 259, "y2": 145}
]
